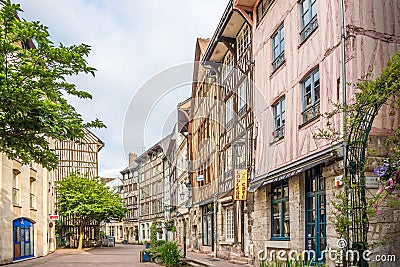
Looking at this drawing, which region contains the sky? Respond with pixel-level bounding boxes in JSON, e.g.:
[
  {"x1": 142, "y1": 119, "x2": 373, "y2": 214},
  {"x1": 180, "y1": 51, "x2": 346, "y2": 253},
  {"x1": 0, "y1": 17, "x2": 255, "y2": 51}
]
[{"x1": 17, "y1": 0, "x2": 228, "y2": 178}]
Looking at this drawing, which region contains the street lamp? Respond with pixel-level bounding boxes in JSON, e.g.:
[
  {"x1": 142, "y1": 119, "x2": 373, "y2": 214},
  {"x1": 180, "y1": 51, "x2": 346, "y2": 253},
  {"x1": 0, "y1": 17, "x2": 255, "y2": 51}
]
[
  {"x1": 128, "y1": 162, "x2": 140, "y2": 243},
  {"x1": 180, "y1": 181, "x2": 192, "y2": 258}
]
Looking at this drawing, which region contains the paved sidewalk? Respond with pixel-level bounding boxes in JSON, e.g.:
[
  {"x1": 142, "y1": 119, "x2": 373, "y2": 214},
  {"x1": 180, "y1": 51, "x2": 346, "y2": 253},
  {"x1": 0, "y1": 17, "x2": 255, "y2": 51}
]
[
  {"x1": 186, "y1": 251, "x2": 253, "y2": 267},
  {"x1": 4, "y1": 244, "x2": 157, "y2": 267},
  {"x1": 4, "y1": 244, "x2": 254, "y2": 267}
]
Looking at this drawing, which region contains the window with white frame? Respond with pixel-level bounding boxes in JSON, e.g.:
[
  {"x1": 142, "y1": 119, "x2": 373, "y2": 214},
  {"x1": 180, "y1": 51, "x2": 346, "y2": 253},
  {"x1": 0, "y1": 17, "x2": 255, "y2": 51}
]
[
  {"x1": 302, "y1": 68, "x2": 320, "y2": 123},
  {"x1": 12, "y1": 170, "x2": 20, "y2": 205},
  {"x1": 110, "y1": 226, "x2": 115, "y2": 237},
  {"x1": 225, "y1": 146, "x2": 233, "y2": 177},
  {"x1": 30, "y1": 177, "x2": 36, "y2": 209},
  {"x1": 226, "y1": 97, "x2": 234, "y2": 129},
  {"x1": 272, "y1": 25, "x2": 285, "y2": 71},
  {"x1": 300, "y1": 0, "x2": 318, "y2": 42},
  {"x1": 273, "y1": 97, "x2": 285, "y2": 140},
  {"x1": 222, "y1": 52, "x2": 234, "y2": 81},
  {"x1": 237, "y1": 23, "x2": 251, "y2": 58},
  {"x1": 226, "y1": 207, "x2": 234, "y2": 241},
  {"x1": 238, "y1": 80, "x2": 247, "y2": 116}
]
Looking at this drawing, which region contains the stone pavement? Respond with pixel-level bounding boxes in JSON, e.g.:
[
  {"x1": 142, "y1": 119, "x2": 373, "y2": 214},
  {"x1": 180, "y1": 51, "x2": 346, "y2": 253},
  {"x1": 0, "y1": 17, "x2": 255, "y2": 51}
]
[
  {"x1": 186, "y1": 251, "x2": 253, "y2": 267},
  {"x1": 4, "y1": 244, "x2": 253, "y2": 267},
  {"x1": 5, "y1": 244, "x2": 157, "y2": 267}
]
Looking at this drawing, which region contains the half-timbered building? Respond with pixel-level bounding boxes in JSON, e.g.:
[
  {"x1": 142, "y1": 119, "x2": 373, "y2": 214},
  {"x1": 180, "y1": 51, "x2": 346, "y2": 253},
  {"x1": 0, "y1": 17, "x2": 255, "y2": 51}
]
[
  {"x1": 240, "y1": 0, "x2": 400, "y2": 265},
  {"x1": 53, "y1": 129, "x2": 104, "y2": 248},
  {"x1": 201, "y1": 1, "x2": 254, "y2": 262}
]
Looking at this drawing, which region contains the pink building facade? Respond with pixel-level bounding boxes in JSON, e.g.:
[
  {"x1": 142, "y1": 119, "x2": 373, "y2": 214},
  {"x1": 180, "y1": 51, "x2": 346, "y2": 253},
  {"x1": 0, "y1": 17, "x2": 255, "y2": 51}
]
[{"x1": 240, "y1": 0, "x2": 400, "y2": 265}]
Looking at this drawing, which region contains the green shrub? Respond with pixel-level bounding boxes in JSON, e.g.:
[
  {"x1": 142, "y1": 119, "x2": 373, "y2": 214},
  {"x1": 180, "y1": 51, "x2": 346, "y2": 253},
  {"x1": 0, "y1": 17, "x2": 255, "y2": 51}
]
[
  {"x1": 151, "y1": 241, "x2": 182, "y2": 267},
  {"x1": 156, "y1": 240, "x2": 166, "y2": 247},
  {"x1": 150, "y1": 221, "x2": 158, "y2": 248},
  {"x1": 260, "y1": 257, "x2": 322, "y2": 267}
]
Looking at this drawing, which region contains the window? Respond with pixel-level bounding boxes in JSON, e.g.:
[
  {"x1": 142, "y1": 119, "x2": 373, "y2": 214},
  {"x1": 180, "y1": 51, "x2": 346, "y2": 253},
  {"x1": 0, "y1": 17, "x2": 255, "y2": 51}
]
[
  {"x1": 302, "y1": 68, "x2": 320, "y2": 123},
  {"x1": 158, "y1": 181, "x2": 163, "y2": 195},
  {"x1": 202, "y1": 204, "x2": 214, "y2": 246},
  {"x1": 256, "y1": 0, "x2": 274, "y2": 23},
  {"x1": 305, "y1": 165, "x2": 326, "y2": 263},
  {"x1": 12, "y1": 171, "x2": 20, "y2": 206},
  {"x1": 158, "y1": 200, "x2": 163, "y2": 214},
  {"x1": 225, "y1": 146, "x2": 233, "y2": 178},
  {"x1": 226, "y1": 207, "x2": 234, "y2": 241},
  {"x1": 271, "y1": 179, "x2": 290, "y2": 239},
  {"x1": 110, "y1": 226, "x2": 115, "y2": 237},
  {"x1": 142, "y1": 224, "x2": 146, "y2": 240},
  {"x1": 237, "y1": 23, "x2": 251, "y2": 58},
  {"x1": 238, "y1": 80, "x2": 247, "y2": 116},
  {"x1": 30, "y1": 178, "x2": 36, "y2": 209},
  {"x1": 226, "y1": 97, "x2": 234, "y2": 129},
  {"x1": 272, "y1": 25, "x2": 285, "y2": 71},
  {"x1": 300, "y1": 0, "x2": 318, "y2": 42},
  {"x1": 222, "y1": 52, "x2": 234, "y2": 81},
  {"x1": 273, "y1": 97, "x2": 285, "y2": 140},
  {"x1": 152, "y1": 201, "x2": 157, "y2": 214}
]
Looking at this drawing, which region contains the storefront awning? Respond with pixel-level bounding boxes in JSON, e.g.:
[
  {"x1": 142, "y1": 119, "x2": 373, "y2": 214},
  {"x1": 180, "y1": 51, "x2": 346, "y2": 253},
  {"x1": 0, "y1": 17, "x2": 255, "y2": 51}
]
[{"x1": 249, "y1": 147, "x2": 336, "y2": 192}]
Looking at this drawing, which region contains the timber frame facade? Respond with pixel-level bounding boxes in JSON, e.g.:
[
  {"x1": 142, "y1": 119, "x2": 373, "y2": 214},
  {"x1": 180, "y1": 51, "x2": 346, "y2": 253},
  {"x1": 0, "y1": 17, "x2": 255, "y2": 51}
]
[
  {"x1": 201, "y1": 1, "x2": 254, "y2": 260},
  {"x1": 184, "y1": 0, "x2": 400, "y2": 265},
  {"x1": 54, "y1": 129, "x2": 104, "y2": 248}
]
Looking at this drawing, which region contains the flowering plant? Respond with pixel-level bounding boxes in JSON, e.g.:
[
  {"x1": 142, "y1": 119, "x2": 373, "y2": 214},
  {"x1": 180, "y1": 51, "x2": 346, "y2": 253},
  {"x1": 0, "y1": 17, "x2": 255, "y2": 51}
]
[{"x1": 372, "y1": 158, "x2": 400, "y2": 214}]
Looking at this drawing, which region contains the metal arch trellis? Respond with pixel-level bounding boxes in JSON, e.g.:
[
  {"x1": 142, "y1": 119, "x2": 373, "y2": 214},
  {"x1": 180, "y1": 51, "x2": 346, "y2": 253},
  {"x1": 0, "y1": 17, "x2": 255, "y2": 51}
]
[
  {"x1": 345, "y1": 100, "x2": 384, "y2": 266},
  {"x1": 344, "y1": 52, "x2": 400, "y2": 266}
]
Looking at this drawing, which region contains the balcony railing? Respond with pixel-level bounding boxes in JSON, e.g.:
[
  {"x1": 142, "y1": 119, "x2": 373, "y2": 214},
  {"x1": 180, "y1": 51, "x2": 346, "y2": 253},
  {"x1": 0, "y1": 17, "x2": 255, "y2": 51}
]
[
  {"x1": 12, "y1": 188, "x2": 19, "y2": 205},
  {"x1": 272, "y1": 52, "x2": 285, "y2": 71},
  {"x1": 300, "y1": 16, "x2": 318, "y2": 43}
]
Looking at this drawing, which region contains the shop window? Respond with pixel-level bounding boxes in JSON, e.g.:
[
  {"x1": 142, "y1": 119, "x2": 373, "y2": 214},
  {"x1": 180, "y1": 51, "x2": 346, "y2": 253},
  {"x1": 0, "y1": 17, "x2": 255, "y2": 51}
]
[{"x1": 271, "y1": 179, "x2": 290, "y2": 240}]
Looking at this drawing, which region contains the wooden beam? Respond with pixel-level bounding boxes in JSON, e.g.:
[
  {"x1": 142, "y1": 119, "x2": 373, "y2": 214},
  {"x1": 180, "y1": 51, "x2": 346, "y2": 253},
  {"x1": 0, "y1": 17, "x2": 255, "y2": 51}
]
[
  {"x1": 233, "y1": 6, "x2": 254, "y2": 26},
  {"x1": 218, "y1": 36, "x2": 236, "y2": 55}
]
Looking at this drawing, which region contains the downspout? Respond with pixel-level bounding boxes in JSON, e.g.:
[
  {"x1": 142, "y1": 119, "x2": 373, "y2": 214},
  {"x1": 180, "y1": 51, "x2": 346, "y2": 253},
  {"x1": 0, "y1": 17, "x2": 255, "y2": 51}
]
[{"x1": 339, "y1": 0, "x2": 349, "y2": 257}]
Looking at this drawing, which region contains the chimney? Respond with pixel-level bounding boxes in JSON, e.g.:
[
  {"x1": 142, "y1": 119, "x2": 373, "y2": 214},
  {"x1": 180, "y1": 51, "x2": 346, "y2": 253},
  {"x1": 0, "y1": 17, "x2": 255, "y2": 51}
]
[{"x1": 129, "y1": 152, "x2": 137, "y2": 165}]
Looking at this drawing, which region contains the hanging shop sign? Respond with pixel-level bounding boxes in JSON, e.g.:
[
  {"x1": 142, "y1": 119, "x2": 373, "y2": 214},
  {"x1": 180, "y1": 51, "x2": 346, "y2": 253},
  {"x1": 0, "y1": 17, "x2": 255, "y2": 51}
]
[{"x1": 234, "y1": 169, "x2": 248, "y2": 200}]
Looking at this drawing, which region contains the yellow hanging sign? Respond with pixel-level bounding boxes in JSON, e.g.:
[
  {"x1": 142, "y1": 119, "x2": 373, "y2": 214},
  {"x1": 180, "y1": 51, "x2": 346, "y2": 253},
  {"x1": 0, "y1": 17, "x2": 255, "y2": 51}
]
[{"x1": 234, "y1": 169, "x2": 248, "y2": 200}]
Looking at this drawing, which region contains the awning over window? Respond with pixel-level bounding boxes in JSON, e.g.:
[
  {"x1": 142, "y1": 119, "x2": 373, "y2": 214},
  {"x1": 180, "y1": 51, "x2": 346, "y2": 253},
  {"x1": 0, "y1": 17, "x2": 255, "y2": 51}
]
[{"x1": 249, "y1": 147, "x2": 335, "y2": 192}]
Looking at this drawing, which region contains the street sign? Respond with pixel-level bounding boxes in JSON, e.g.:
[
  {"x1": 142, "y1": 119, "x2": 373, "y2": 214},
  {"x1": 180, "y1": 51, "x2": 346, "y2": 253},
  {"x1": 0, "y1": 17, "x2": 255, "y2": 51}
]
[
  {"x1": 197, "y1": 175, "x2": 204, "y2": 182},
  {"x1": 234, "y1": 169, "x2": 248, "y2": 200},
  {"x1": 49, "y1": 215, "x2": 59, "y2": 220},
  {"x1": 366, "y1": 176, "x2": 379, "y2": 189}
]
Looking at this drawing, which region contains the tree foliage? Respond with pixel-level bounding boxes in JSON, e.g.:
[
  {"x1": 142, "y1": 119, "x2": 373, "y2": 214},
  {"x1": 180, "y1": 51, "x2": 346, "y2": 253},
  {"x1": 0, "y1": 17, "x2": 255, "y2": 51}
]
[
  {"x1": 0, "y1": 0, "x2": 105, "y2": 170},
  {"x1": 56, "y1": 173, "x2": 127, "y2": 249}
]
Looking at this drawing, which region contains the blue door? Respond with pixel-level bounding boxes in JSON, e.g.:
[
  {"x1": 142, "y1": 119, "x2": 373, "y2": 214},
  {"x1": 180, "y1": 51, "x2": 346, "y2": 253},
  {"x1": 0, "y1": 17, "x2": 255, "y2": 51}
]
[
  {"x1": 305, "y1": 166, "x2": 326, "y2": 264},
  {"x1": 13, "y1": 218, "x2": 34, "y2": 261}
]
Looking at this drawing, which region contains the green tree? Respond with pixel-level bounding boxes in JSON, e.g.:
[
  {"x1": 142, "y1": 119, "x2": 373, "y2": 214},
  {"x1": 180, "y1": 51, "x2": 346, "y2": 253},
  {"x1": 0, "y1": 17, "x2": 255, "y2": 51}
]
[
  {"x1": 0, "y1": 0, "x2": 104, "y2": 170},
  {"x1": 56, "y1": 173, "x2": 127, "y2": 250}
]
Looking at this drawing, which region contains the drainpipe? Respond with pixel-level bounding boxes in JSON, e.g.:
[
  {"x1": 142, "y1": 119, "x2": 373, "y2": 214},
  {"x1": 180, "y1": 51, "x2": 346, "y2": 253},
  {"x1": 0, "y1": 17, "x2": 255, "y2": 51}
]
[{"x1": 339, "y1": 0, "x2": 349, "y2": 261}]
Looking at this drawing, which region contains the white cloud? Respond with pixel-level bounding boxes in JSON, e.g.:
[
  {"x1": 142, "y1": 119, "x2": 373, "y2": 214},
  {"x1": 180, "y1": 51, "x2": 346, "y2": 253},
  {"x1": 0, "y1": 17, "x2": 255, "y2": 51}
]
[{"x1": 17, "y1": 0, "x2": 228, "y2": 177}]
